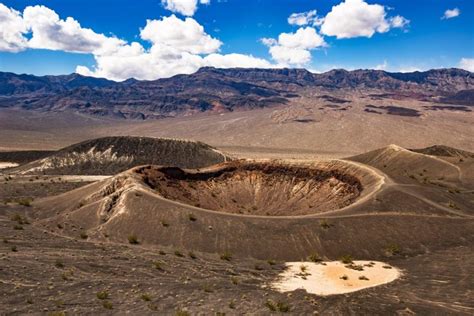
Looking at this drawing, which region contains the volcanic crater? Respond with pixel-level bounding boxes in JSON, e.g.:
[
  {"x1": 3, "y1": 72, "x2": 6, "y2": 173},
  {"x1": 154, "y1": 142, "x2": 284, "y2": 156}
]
[{"x1": 137, "y1": 161, "x2": 364, "y2": 216}]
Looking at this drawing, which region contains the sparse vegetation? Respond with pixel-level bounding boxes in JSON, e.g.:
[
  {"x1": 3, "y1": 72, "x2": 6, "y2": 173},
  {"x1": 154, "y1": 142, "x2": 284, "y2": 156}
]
[
  {"x1": 308, "y1": 253, "x2": 323, "y2": 263},
  {"x1": 385, "y1": 244, "x2": 401, "y2": 256},
  {"x1": 220, "y1": 251, "x2": 232, "y2": 261},
  {"x1": 319, "y1": 220, "x2": 332, "y2": 229},
  {"x1": 448, "y1": 201, "x2": 460, "y2": 210},
  {"x1": 140, "y1": 293, "x2": 151, "y2": 301},
  {"x1": 345, "y1": 263, "x2": 364, "y2": 271},
  {"x1": 202, "y1": 284, "x2": 214, "y2": 293},
  {"x1": 17, "y1": 198, "x2": 32, "y2": 207},
  {"x1": 339, "y1": 255, "x2": 354, "y2": 264},
  {"x1": 102, "y1": 301, "x2": 113, "y2": 309},
  {"x1": 96, "y1": 290, "x2": 109, "y2": 300},
  {"x1": 13, "y1": 224, "x2": 23, "y2": 230},
  {"x1": 54, "y1": 260, "x2": 65, "y2": 268},
  {"x1": 265, "y1": 299, "x2": 290, "y2": 312},
  {"x1": 128, "y1": 234, "x2": 139, "y2": 244},
  {"x1": 153, "y1": 261, "x2": 164, "y2": 270},
  {"x1": 11, "y1": 213, "x2": 29, "y2": 225}
]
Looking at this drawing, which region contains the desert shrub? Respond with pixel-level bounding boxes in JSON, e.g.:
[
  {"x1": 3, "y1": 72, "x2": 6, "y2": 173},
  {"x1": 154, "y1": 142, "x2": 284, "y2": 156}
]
[
  {"x1": 140, "y1": 294, "x2": 151, "y2": 301},
  {"x1": 340, "y1": 275, "x2": 349, "y2": 280},
  {"x1": 153, "y1": 261, "x2": 163, "y2": 270},
  {"x1": 57, "y1": 224, "x2": 63, "y2": 229},
  {"x1": 128, "y1": 234, "x2": 139, "y2": 244},
  {"x1": 231, "y1": 276, "x2": 239, "y2": 285},
  {"x1": 174, "y1": 250, "x2": 184, "y2": 257},
  {"x1": 176, "y1": 310, "x2": 190, "y2": 316},
  {"x1": 159, "y1": 250, "x2": 166, "y2": 255},
  {"x1": 11, "y1": 245, "x2": 17, "y2": 252},
  {"x1": 319, "y1": 220, "x2": 332, "y2": 229},
  {"x1": 48, "y1": 312, "x2": 66, "y2": 316},
  {"x1": 17, "y1": 198, "x2": 32, "y2": 207},
  {"x1": 265, "y1": 300, "x2": 276, "y2": 311},
  {"x1": 202, "y1": 284, "x2": 213, "y2": 293},
  {"x1": 188, "y1": 213, "x2": 197, "y2": 221},
  {"x1": 220, "y1": 251, "x2": 232, "y2": 261},
  {"x1": 359, "y1": 275, "x2": 369, "y2": 280},
  {"x1": 54, "y1": 260, "x2": 65, "y2": 268},
  {"x1": 448, "y1": 201, "x2": 460, "y2": 210},
  {"x1": 79, "y1": 232, "x2": 88, "y2": 239},
  {"x1": 160, "y1": 220, "x2": 170, "y2": 227},
  {"x1": 254, "y1": 263, "x2": 264, "y2": 270},
  {"x1": 228, "y1": 300, "x2": 236, "y2": 309},
  {"x1": 339, "y1": 255, "x2": 353, "y2": 264},
  {"x1": 102, "y1": 301, "x2": 113, "y2": 309},
  {"x1": 11, "y1": 214, "x2": 29, "y2": 224},
  {"x1": 13, "y1": 224, "x2": 23, "y2": 230},
  {"x1": 267, "y1": 259, "x2": 276, "y2": 265},
  {"x1": 385, "y1": 244, "x2": 401, "y2": 256},
  {"x1": 96, "y1": 290, "x2": 109, "y2": 300},
  {"x1": 308, "y1": 253, "x2": 322, "y2": 263},
  {"x1": 345, "y1": 264, "x2": 364, "y2": 271},
  {"x1": 382, "y1": 265, "x2": 393, "y2": 269},
  {"x1": 265, "y1": 300, "x2": 290, "y2": 312},
  {"x1": 188, "y1": 251, "x2": 197, "y2": 259}
]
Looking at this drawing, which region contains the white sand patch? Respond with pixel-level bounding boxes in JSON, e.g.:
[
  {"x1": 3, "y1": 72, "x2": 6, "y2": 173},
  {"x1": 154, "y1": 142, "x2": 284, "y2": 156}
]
[
  {"x1": 0, "y1": 162, "x2": 19, "y2": 169},
  {"x1": 271, "y1": 261, "x2": 400, "y2": 296}
]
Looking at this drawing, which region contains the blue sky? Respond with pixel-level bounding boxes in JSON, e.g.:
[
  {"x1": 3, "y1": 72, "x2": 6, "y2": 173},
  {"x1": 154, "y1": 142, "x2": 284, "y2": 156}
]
[{"x1": 0, "y1": 0, "x2": 472, "y2": 80}]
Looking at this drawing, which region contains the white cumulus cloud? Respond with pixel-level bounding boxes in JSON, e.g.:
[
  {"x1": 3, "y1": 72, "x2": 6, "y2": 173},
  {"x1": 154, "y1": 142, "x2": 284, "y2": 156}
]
[
  {"x1": 442, "y1": 8, "x2": 460, "y2": 19},
  {"x1": 459, "y1": 58, "x2": 474, "y2": 72},
  {"x1": 161, "y1": 0, "x2": 210, "y2": 16},
  {"x1": 140, "y1": 15, "x2": 222, "y2": 54},
  {"x1": 0, "y1": 3, "x2": 28, "y2": 52},
  {"x1": 23, "y1": 5, "x2": 129, "y2": 55},
  {"x1": 262, "y1": 27, "x2": 326, "y2": 66},
  {"x1": 288, "y1": 10, "x2": 318, "y2": 26},
  {"x1": 320, "y1": 0, "x2": 409, "y2": 39},
  {"x1": 0, "y1": 3, "x2": 274, "y2": 81},
  {"x1": 77, "y1": 14, "x2": 271, "y2": 81}
]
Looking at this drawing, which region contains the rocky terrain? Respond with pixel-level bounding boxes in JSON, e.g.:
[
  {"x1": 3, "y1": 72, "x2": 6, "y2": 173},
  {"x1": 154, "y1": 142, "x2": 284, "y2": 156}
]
[
  {"x1": 0, "y1": 68, "x2": 472, "y2": 119},
  {"x1": 0, "y1": 143, "x2": 473, "y2": 314}
]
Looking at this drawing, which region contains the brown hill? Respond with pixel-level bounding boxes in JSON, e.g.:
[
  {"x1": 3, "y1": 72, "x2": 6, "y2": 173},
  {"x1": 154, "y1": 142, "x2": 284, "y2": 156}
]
[
  {"x1": 410, "y1": 145, "x2": 474, "y2": 158},
  {"x1": 11, "y1": 136, "x2": 229, "y2": 175}
]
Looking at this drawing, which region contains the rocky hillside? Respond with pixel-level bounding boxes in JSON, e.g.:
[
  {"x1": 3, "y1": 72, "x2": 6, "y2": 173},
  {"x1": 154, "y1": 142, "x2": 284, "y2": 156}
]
[
  {"x1": 10, "y1": 136, "x2": 229, "y2": 175},
  {"x1": 0, "y1": 67, "x2": 472, "y2": 119}
]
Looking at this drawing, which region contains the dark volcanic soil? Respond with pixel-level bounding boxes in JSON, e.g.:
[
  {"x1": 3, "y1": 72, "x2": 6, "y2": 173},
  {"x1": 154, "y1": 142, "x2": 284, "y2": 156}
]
[
  {"x1": 140, "y1": 163, "x2": 362, "y2": 216},
  {"x1": 0, "y1": 203, "x2": 472, "y2": 315}
]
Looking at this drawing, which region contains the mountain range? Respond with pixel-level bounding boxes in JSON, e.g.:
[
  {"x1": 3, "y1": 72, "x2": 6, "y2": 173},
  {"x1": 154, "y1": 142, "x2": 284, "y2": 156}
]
[{"x1": 0, "y1": 67, "x2": 472, "y2": 119}]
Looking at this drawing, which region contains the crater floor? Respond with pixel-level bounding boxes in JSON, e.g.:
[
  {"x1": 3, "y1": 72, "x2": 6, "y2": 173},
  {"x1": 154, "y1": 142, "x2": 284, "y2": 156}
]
[{"x1": 138, "y1": 162, "x2": 363, "y2": 216}]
